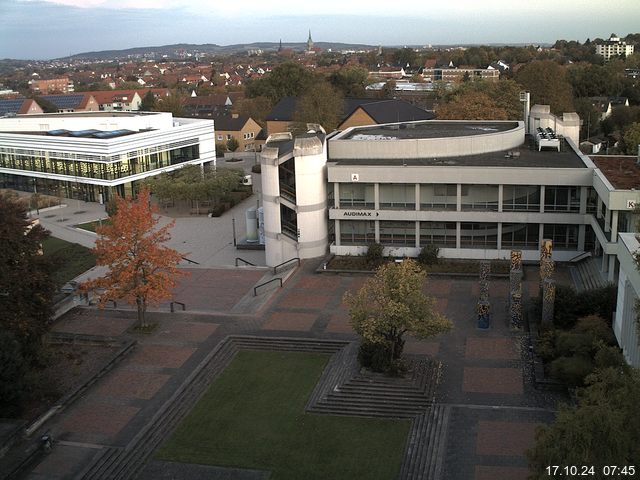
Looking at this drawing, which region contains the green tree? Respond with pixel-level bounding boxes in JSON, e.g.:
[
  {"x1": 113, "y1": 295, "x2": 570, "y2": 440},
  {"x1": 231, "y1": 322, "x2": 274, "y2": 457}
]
[
  {"x1": 623, "y1": 122, "x2": 640, "y2": 155},
  {"x1": 528, "y1": 368, "x2": 640, "y2": 478},
  {"x1": 226, "y1": 137, "x2": 240, "y2": 152},
  {"x1": 293, "y1": 81, "x2": 344, "y2": 132},
  {"x1": 246, "y1": 61, "x2": 318, "y2": 103},
  {"x1": 515, "y1": 60, "x2": 575, "y2": 114},
  {"x1": 344, "y1": 259, "x2": 452, "y2": 369},
  {"x1": 139, "y1": 90, "x2": 157, "y2": 111},
  {"x1": 329, "y1": 65, "x2": 369, "y2": 97},
  {"x1": 236, "y1": 95, "x2": 273, "y2": 128},
  {"x1": 0, "y1": 331, "x2": 28, "y2": 416},
  {"x1": 393, "y1": 47, "x2": 418, "y2": 68},
  {"x1": 0, "y1": 192, "x2": 55, "y2": 360},
  {"x1": 156, "y1": 89, "x2": 185, "y2": 116}
]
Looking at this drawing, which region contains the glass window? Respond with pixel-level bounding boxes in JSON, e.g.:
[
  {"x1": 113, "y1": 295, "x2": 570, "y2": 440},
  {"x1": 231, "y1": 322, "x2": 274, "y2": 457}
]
[
  {"x1": 420, "y1": 222, "x2": 456, "y2": 247},
  {"x1": 460, "y1": 222, "x2": 498, "y2": 248},
  {"x1": 544, "y1": 186, "x2": 580, "y2": 212},
  {"x1": 340, "y1": 220, "x2": 375, "y2": 245},
  {"x1": 420, "y1": 184, "x2": 456, "y2": 210},
  {"x1": 543, "y1": 224, "x2": 579, "y2": 250},
  {"x1": 379, "y1": 184, "x2": 415, "y2": 210},
  {"x1": 461, "y1": 185, "x2": 499, "y2": 211},
  {"x1": 339, "y1": 183, "x2": 375, "y2": 209},
  {"x1": 379, "y1": 221, "x2": 415, "y2": 246},
  {"x1": 502, "y1": 185, "x2": 541, "y2": 211},
  {"x1": 502, "y1": 223, "x2": 539, "y2": 248}
]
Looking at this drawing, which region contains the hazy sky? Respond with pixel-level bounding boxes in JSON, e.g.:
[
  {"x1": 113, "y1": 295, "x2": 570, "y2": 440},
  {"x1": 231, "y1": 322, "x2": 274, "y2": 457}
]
[{"x1": 1, "y1": 0, "x2": 639, "y2": 60}]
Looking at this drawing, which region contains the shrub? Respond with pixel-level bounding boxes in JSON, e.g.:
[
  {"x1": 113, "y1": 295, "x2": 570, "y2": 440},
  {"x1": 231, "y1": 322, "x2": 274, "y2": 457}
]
[
  {"x1": 417, "y1": 244, "x2": 439, "y2": 266},
  {"x1": 364, "y1": 243, "x2": 384, "y2": 268},
  {"x1": 358, "y1": 342, "x2": 391, "y2": 372},
  {"x1": 226, "y1": 137, "x2": 239, "y2": 152},
  {"x1": 549, "y1": 355, "x2": 593, "y2": 387},
  {"x1": 594, "y1": 344, "x2": 626, "y2": 369},
  {"x1": 0, "y1": 331, "x2": 27, "y2": 416}
]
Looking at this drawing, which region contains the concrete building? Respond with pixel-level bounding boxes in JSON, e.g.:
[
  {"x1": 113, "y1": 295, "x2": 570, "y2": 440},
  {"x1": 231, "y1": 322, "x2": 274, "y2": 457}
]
[
  {"x1": 0, "y1": 111, "x2": 215, "y2": 202},
  {"x1": 614, "y1": 233, "x2": 640, "y2": 366},
  {"x1": 214, "y1": 114, "x2": 263, "y2": 152},
  {"x1": 596, "y1": 34, "x2": 635, "y2": 61},
  {"x1": 28, "y1": 77, "x2": 74, "y2": 94},
  {"x1": 421, "y1": 66, "x2": 499, "y2": 83}
]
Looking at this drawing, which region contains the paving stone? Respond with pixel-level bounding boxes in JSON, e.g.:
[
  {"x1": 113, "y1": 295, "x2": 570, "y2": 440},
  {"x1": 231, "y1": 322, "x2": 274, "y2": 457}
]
[
  {"x1": 404, "y1": 339, "x2": 440, "y2": 357},
  {"x1": 95, "y1": 370, "x2": 171, "y2": 400},
  {"x1": 462, "y1": 367, "x2": 523, "y2": 395},
  {"x1": 277, "y1": 293, "x2": 331, "y2": 310},
  {"x1": 262, "y1": 311, "x2": 318, "y2": 331},
  {"x1": 465, "y1": 338, "x2": 519, "y2": 360},
  {"x1": 153, "y1": 321, "x2": 219, "y2": 343},
  {"x1": 52, "y1": 315, "x2": 134, "y2": 336},
  {"x1": 476, "y1": 421, "x2": 540, "y2": 456},
  {"x1": 129, "y1": 344, "x2": 197, "y2": 369},
  {"x1": 61, "y1": 403, "x2": 140, "y2": 438},
  {"x1": 295, "y1": 276, "x2": 342, "y2": 291},
  {"x1": 475, "y1": 465, "x2": 529, "y2": 480}
]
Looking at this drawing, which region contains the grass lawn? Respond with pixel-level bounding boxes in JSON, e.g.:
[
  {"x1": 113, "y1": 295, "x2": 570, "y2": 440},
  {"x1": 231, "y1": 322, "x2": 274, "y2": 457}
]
[
  {"x1": 41, "y1": 237, "x2": 96, "y2": 286},
  {"x1": 75, "y1": 219, "x2": 109, "y2": 232},
  {"x1": 156, "y1": 351, "x2": 411, "y2": 480}
]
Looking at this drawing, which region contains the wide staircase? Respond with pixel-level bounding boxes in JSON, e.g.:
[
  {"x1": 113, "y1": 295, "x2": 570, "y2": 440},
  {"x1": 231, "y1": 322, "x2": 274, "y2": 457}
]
[{"x1": 570, "y1": 257, "x2": 609, "y2": 292}]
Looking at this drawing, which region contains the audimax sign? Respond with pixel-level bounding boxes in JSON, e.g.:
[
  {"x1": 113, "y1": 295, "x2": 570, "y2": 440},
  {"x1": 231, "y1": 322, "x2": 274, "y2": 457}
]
[{"x1": 343, "y1": 211, "x2": 379, "y2": 217}]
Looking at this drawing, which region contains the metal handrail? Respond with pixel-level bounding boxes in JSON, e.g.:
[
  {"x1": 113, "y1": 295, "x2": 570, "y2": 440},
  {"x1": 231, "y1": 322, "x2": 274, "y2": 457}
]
[
  {"x1": 568, "y1": 251, "x2": 592, "y2": 263},
  {"x1": 273, "y1": 257, "x2": 300, "y2": 274},
  {"x1": 170, "y1": 301, "x2": 186, "y2": 312},
  {"x1": 254, "y1": 277, "x2": 282, "y2": 296},
  {"x1": 181, "y1": 256, "x2": 200, "y2": 265},
  {"x1": 235, "y1": 257, "x2": 256, "y2": 267}
]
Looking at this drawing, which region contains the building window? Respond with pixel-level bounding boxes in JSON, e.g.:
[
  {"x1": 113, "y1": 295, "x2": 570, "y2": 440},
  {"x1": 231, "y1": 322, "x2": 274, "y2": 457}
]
[
  {"x1": 460, "y1": 222, "x2": 498, "y2": 248},
  {"x1": 379, "y1": 184, "x2": 415, "y2": 210},
  {"x1": 543, "y1": 224, "x2": 578, "y2": 250},
  {"x1": 339, "y1": 183, "x2": 374, "y2": 209},
  {"x1": 379, "y1": 221, "x2": 415, "y2": 246},
  {"x1": 420, "y1": 221, "x2": 456, "y2": 247},
  {"x1": 544, "y1": 186, "x2": 580, "y2": 212},
  {"x1": 340, "y1": 220, "x2": 375, "y2": 245},
  {"x1": 501, "y1": 223, "x2": 539, "y2": 249},
  {"x1": 502, "y1": 185, "x2": 540, "y2": 212},
  {"x1": 280, "y1": 204, "x2": 298, "y2": 240},
  {"x1": 461, "y1": 185, "x2": 499, "y2": 211},
  {"x1": 217, "y1": 134, "x2": 223, "y2": 141},
  {"x1": 420, "y1": 184, "x2": 456, "y2": 210}
]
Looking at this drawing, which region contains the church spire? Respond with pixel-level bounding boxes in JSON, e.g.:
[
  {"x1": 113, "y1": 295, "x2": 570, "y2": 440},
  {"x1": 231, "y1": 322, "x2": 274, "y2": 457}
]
[{"x1": 307, "y1": 29, "x2": 313, "y2": 52}]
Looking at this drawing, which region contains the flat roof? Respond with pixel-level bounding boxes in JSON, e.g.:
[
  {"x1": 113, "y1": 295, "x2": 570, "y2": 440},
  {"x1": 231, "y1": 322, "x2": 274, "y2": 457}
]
[
  {"x1": 330, "y1": 139, "x2": 586, "y2": 169},
  {"x1": 342, "y1": 121, "x2": 519, "y2": 140},
  {"x1": 590, "y1": 155, "x2": 640, "y2": 189},
  {"x1": 12, "y1": 111, "x2": 158, "y2": 119}
]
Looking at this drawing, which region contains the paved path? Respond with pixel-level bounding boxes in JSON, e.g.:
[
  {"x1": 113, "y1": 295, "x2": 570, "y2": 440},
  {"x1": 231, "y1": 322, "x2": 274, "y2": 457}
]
[{"x1": 19, "y1": 259, "x2": 563, "y2": 480}]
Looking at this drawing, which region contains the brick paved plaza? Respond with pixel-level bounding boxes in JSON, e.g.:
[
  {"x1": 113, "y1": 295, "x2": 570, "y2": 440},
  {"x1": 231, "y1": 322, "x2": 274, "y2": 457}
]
[{"x1": 19, "y1": 261, "x2": 561, "y2": 480}]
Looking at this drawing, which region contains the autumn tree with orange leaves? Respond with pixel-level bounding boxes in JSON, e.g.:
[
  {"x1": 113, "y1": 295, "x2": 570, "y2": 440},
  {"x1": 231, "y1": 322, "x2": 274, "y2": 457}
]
[{"x1": 83, "y1": 188, "x2": 185, "y2": 327}]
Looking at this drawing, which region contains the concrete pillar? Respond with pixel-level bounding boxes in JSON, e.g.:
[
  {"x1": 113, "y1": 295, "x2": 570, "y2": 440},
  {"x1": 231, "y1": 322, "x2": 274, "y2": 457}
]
[
  {"x1": 579, "y1": 186, "x2": 588, "y2": 215},
  {"x1": 538, "y1": 224, "x2": 545, "y2": 248},
  {"x1": 597, "y1": 197, "x2": 603, "y2": 219},
  {"x1": 611, "y1": 210, "x2": 619, "y2": 242},
  {"x1": 456, "y1": 184, "x2": 462, "y2": 212},
  {"x1": 605, "y1": 207, "x2": 611, "y2": 233},
  {"x1": 333, "y1": 183, "x2": 340, "y2": 208},
  {"x1": 498, "y1": 184, "x2": 503, "y2": 213},
  {"x1": 578, "y1": 224, "x2": 586, "y2": 251},
  {"x1": 375, "y1": 220, "x2": 380, "y2": 243},
  {"x1": 608, "y1": 255, "x2": 616, "y2": 283},
  {"x1": 539, "y1": 185, "x2": 545, "y2": 213},
  {"x1": 415, "y1": 183, "x2": 420, "y2": 211},
  {"x1": 415, "y1": 221, "x2": 420, "y2": 248},
  {"x1": 497, "y1": 223, "x2": 503, "y2": 250},
  {"x1": 456, "y1": 222, "x2": 461, "y2": 249},
  {"x1": 374, "y1": 183, "x2": 380, "y2": 210},
  {"x1": 334, "y1": 219, "x2": 341, "y2": 246}
]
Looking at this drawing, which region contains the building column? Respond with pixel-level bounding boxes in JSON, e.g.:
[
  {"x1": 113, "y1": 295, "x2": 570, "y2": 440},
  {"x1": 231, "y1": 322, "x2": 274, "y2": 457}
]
[
  {"x1": 497, "y1": 223, "x2": 503, "y2": 250},
  {"x1": 597, "y1": 197, "x2": 603, "y2": 219},
  {"x1": 578, "y1": 224, "x2": 586, "y2": 251},
  {"x1": 415, "y1": 183, "x2": 420, "y2": 211},
  {"x1": 579, "y1": 186, "x2": 588, "y2": 214},
  {"x1": 334, "y1": 219, "x2": 341, "y2": 246},
  {"x1": 456, "y1": 184, "x2": 462, "y2": 212},
  {"x1": 611, "y1": 210, "x2": 619, "y2": 242},
  {"x1": 498, "y1": 185, "x2": 503, "y2": 213},
  {"x1": 539, "y1": 185, "x2": 545, "y2": 213},
  {"x1": 608, "y1": 255, "x2": 616, "y2": 283},
  {"x1": 456, "y1": 222, "x2": 461, "y2": 249},
  {"x1": 333, "y1": 183, "x2": 340, "y2": 209},
  {"x1": 374, "y1": 183, "x2": 380, "y2": 210},
  {"x1": 601, "y1": 253, "x2": 608, "y2": 274},
  {"x1": 605, "y1": 207, "x2": 611, "y2": 233},
  {"x1": 538, "y1": 224, "x2": 545, "y2": 248},
  {"x1": 375, "y1": 220, "x2": 380, "y2": 243},
  {"x1": 415, "y1": 221, "x2": 420, "y2": 248}
]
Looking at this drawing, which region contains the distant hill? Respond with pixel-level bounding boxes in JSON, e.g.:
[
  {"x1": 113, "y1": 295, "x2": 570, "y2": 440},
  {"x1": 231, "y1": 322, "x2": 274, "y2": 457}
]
[{"x1": 58, "y1": 42, "x2": 378, "y2": 61}]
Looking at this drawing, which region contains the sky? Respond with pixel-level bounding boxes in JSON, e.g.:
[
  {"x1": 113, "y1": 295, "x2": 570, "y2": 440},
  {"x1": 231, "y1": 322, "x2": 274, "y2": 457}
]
[{"x1": 1, "y1": 0, "x2": 639, "y2": 60}]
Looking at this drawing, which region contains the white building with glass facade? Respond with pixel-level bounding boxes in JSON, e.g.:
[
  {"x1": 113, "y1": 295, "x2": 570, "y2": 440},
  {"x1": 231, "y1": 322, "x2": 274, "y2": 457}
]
[{"x1": 0, "y1": 111, "x2": 215, "y2": 202}]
